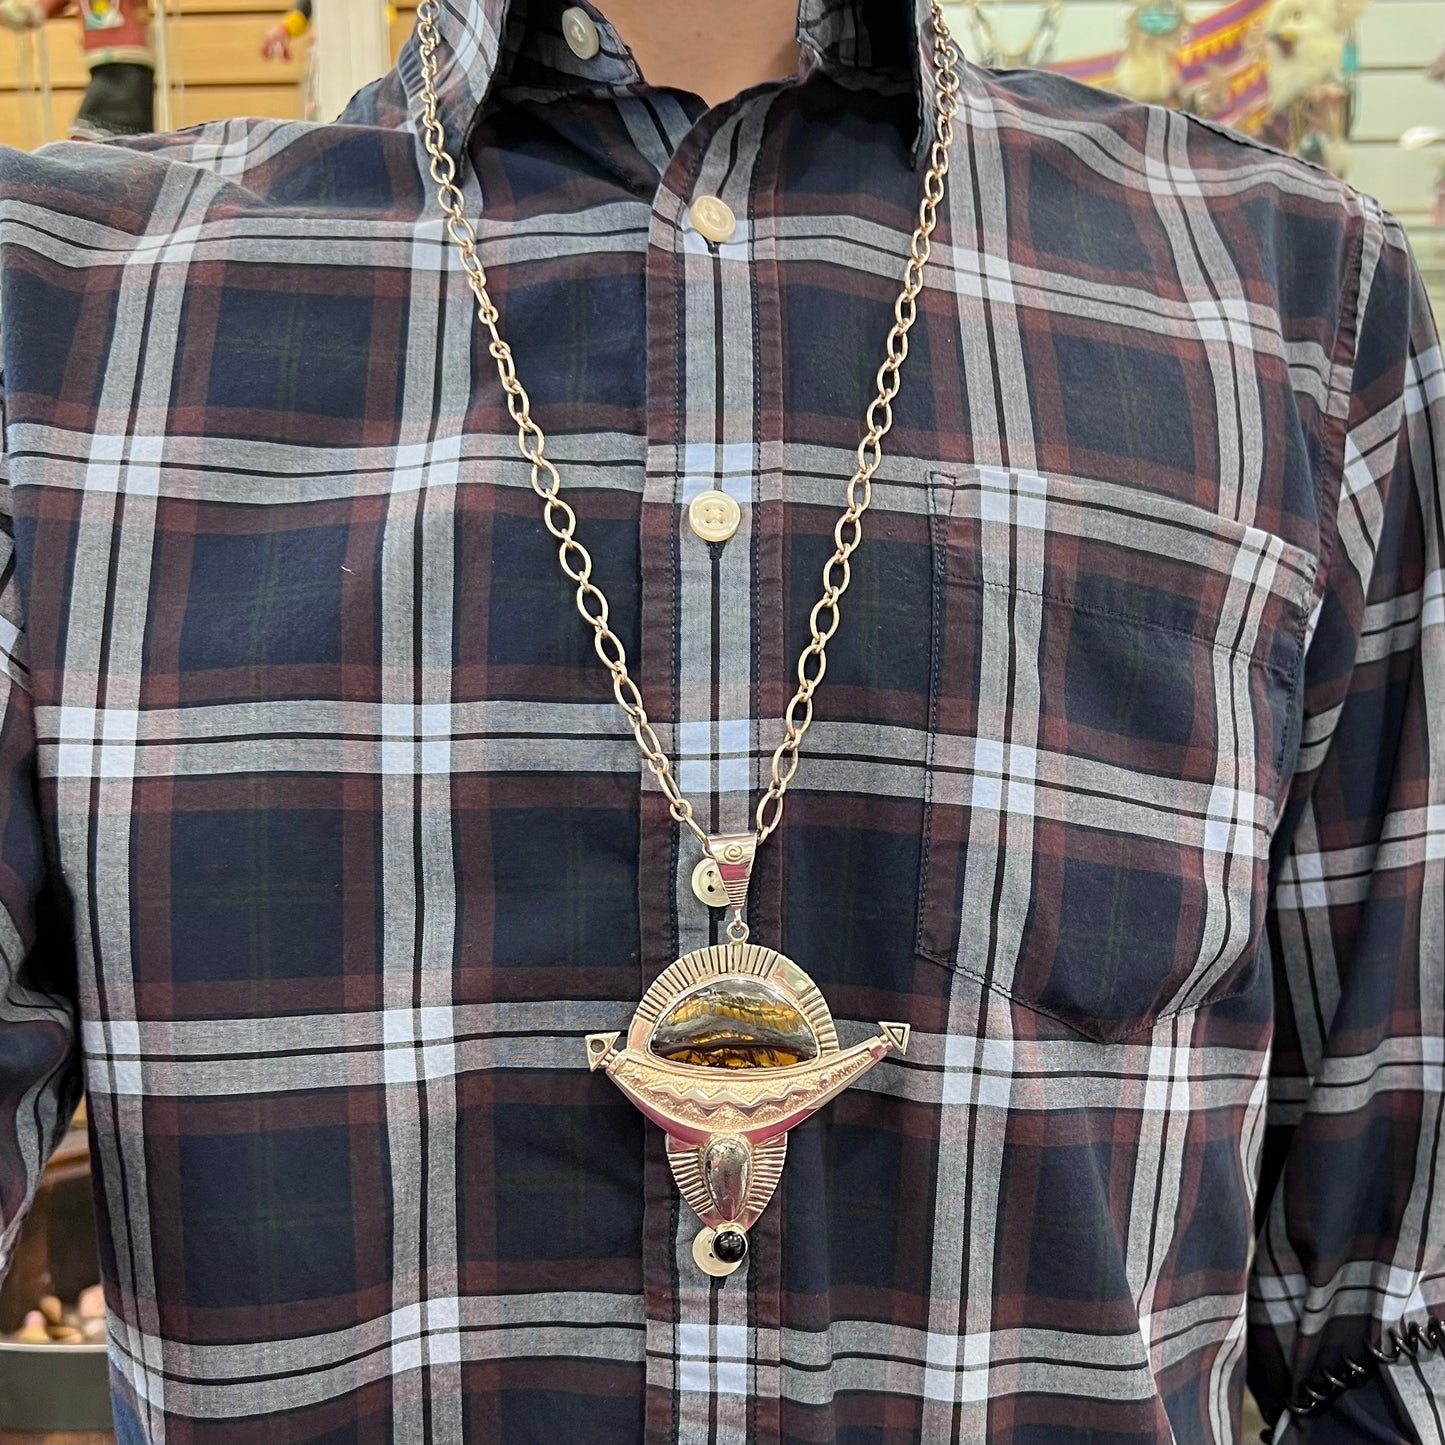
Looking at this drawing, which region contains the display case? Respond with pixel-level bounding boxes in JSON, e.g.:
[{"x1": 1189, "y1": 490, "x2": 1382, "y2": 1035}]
[{"x1": 0, "y1": 1102, "x2": 114, "y2": 1444}]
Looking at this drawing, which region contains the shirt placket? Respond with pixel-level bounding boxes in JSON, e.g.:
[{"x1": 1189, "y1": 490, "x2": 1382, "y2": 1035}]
[{"x1": 638, "y1": 91, "x2": 786, "y2": 1445}]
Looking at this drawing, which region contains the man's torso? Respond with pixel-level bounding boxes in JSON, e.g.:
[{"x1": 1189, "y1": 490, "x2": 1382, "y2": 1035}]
[{"x1": 0, "y1": 8, "x2": 1365, "y2": 1439}]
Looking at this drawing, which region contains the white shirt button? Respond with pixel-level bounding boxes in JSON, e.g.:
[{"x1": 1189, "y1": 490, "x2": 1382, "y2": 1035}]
[
  {"x1": 561, "y1": 6, "x2": 600, "y2": 60},
  {"x1": 688, "y1": 195, "x2": 736, "y2": 245},
  {"x1": 688, "y1": 489, "x2": 742, "y2": 543}
]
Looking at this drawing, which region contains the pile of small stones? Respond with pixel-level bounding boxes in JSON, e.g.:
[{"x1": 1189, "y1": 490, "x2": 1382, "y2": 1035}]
[{"x1": 8, "y1": 1284, "x2": 106, "y2": 1345}]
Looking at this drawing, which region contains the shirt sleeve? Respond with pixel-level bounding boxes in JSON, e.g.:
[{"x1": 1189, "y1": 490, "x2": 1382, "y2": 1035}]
[
  {"x1": 0, "y1": 348, "x2": 81, "y2": 1288},
  {"x1": 1248, "y1": 202, "x2": 1445, "y2": 1443}
]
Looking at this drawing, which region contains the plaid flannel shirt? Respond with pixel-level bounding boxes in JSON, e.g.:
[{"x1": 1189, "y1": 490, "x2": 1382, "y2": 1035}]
[{"x1": 0, "y1": 0, "x2": 1440, "y2": 1441}]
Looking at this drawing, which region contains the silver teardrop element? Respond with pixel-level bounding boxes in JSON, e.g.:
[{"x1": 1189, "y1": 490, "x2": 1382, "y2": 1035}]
[{"x1": 702, "y1": 1136, "x2": 751, "y2": 1222}]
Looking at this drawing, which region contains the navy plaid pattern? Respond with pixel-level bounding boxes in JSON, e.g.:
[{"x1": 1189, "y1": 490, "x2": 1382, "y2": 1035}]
[{"x1": 0, "y1": 1, "x2": 1440, "y2": 1441}]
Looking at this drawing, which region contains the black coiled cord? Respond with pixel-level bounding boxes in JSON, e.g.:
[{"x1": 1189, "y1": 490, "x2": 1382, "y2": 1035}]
[{"x1": 1259, "y1": 1315, "x2": 1443, "y2": 1442}]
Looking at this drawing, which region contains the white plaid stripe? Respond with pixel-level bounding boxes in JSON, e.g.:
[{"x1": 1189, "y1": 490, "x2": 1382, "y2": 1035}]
[{"x1": 75, "y1": 158, "x2": 228, "y2": 1441}]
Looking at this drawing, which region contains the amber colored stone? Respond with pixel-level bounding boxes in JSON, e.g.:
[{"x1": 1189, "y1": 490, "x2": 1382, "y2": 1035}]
[{"x1": 650, "y1": 976, "x2": 818, "y2": 1068}]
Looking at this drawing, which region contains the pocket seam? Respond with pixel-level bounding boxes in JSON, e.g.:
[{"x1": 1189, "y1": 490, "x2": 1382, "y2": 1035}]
[
  {"x1": 928, "y1": 469, "x2": 1316, "y2": 673},
  {"x1": 913, "y1": 467, "x2": 948, "y2": 968},
  {"x1": 950, "y1": 571, "x2": 1306, "y2": 681},
  {"x1": 911, "y1": 941, "x2": 1263, "y2": 1044}
]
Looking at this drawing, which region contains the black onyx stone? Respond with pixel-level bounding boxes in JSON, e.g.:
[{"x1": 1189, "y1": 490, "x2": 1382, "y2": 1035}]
[{"x1": 713, "y1": 1229, "x2": 748, "y2": 1265}]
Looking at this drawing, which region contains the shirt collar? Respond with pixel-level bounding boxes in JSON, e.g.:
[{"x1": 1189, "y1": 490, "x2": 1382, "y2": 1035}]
[{"x1": 395, "y1": 0, "x2": 946, "y2": 171}]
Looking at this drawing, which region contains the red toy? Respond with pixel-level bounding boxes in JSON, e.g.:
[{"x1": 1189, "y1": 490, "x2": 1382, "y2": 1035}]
[{"x1": 0, "y1": 0, "x2": 154, "y2": 140}]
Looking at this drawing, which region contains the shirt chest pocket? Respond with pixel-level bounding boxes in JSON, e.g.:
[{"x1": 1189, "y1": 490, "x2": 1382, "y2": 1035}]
[{"x1": 916, "y1": 466, "x2": 1316, "y2": 1042}]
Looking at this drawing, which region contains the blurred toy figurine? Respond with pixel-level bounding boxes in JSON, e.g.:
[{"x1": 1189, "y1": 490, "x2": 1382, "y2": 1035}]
[
  {"x1": 0, "y1": 0, "x2": 153, "y2": 140},
  {"x1": 261, "y1": 0, "x2": 309, "y2": 61},
  {"x1": 961, "y1": 0, "x2": 1065, "y2": 68},
  {"x1": 1113, "y1": 0, "x2": 1186, "y2": 104},
  {"x1": 1260, "y1": 0, "x2": 1365, "y2": 174},
  {"x1": 1051, "y1": 0, "x2": 1272, "y2": 134}
]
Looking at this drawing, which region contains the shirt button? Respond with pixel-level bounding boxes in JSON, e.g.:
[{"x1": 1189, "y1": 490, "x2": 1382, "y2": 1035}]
[
  {"x1": 688, "y1": 489, "x2": 741, "y2": 543},
  {"x1": 561, "y1": 6, "x2": 600, "y2": 59},
  {"x1": 688, "y1": 195, "x2": 736, "y2": 245},
  {"x1": 690, "y1": 856, "x2": 729, "y2": 907}
]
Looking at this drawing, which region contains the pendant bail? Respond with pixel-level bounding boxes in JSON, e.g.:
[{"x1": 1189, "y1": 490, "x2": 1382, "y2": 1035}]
[
  {"x1": 708, "y1": 833, "x2": 756, "y2": 909},
  {"x1": 708, "y1": 832, "x2": 756, "y2": 944}
]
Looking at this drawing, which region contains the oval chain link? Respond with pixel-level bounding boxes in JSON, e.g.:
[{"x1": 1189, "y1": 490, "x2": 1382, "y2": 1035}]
[{"x1": 413, "y1": 0, "x2": 961, "y2": 866}]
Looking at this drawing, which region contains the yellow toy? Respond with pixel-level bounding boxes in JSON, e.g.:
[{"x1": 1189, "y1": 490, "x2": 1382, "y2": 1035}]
[
  {"x1": 1051, "y1": 0, "x2": 1273, "y2": 135},
  {"x1": 1113, "y1": 0, "x2": 1187, "y2": 105},
  {"x1": 1261, "y1": 0, "x2": 1364, "y2": 173},
  {"x1": 260, "y1": 0, "x2": 308, "y2": 61}
]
